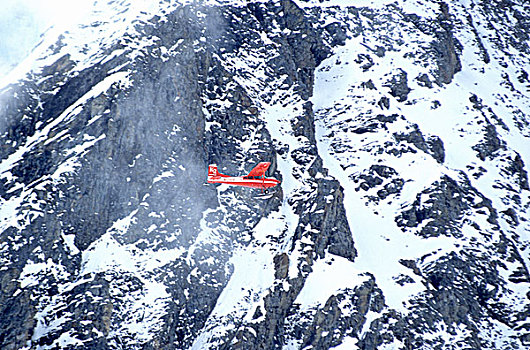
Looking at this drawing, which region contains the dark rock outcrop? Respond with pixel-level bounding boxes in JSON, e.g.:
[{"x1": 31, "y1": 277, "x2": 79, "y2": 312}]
[{"x1": 396, "y1": 174, "x2": 498, "y2": 238}]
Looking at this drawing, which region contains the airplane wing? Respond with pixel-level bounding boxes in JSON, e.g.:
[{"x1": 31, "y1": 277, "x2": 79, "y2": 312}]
[{"x1": 246, "y1": 162, "x2": 271, "y2": 177}]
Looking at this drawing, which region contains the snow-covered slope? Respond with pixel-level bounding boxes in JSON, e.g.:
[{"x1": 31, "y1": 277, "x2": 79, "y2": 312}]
[
  {"x1": 0, "y1": 0, "x2": 529, "y2": 349},
  {"x1": 308, "y1": 1, "x2": 530, "y2": 348}
]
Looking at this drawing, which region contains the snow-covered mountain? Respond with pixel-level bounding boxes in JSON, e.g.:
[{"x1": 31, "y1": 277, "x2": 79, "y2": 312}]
[{"x1": 1, "y1": 0, "x2": 529, "y2": 349}]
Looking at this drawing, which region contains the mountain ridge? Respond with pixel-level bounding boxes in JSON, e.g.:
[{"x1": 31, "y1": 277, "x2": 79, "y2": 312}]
[{"x1": 0, "y1": 0, "x2": 529, "y2": 349}]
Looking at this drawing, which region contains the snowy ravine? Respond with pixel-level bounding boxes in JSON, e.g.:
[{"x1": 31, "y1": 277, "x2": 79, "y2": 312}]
[{"x1": 0, "y1": 0, "x2": 529, "y2": 349}]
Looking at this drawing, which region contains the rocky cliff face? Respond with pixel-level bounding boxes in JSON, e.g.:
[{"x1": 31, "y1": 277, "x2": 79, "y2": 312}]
[{"x1": 0, "y1": 0, "x2": 529, "y2": 349}]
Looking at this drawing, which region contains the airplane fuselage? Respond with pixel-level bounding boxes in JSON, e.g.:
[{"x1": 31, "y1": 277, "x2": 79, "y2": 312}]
[
  {"x1": 207, "y1": 163, "x2": 280, "y2": 193},
  {"x1": 207, "y1": 175, "x2": 280, "y2": 189}
]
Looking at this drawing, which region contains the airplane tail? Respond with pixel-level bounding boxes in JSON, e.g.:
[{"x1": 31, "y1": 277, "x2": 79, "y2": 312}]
[{"x1": 208, "y1": 164, "x2": 218, "y2": 178}]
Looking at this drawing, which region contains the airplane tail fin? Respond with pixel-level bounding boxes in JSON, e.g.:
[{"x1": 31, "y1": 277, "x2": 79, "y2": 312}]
[{"x1": 208, "y1": 164, "x2": 218, "y2": 178}]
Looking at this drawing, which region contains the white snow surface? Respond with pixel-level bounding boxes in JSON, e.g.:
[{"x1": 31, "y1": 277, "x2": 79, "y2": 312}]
[
  {"x1": 295, "y1": 254, "x2": 368, "y2": 309},
  {"x1": 0, "y1": 0, "x2": 98, "y2": 78}
]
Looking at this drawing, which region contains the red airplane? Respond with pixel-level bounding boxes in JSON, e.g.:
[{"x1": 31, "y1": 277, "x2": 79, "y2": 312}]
[{"x1": 207, "y1": 162, "x2": 280, "y2": 193}]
